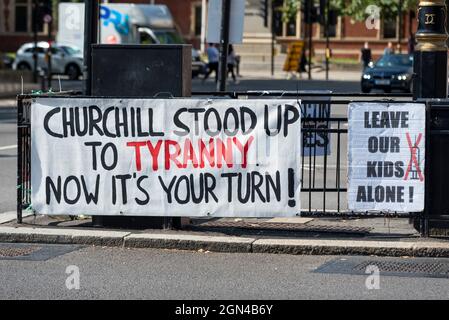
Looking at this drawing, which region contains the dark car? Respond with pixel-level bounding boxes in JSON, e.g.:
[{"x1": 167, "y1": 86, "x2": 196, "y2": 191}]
[{"x1": 361, "y1": 54, "x2": 413, "y2": 93}]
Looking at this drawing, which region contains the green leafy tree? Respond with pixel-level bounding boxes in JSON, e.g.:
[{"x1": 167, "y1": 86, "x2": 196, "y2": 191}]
[{"x1": 281, "y1": 0, "x2": 419, "y2": 22}]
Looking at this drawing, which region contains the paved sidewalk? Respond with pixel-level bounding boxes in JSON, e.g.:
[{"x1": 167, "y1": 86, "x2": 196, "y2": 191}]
[
  {"x1": 0, "y1": 82, "x2": 39, "y2": 98},
  {"x1": 1, "y1": 214, "x2": 448, "y2": 258},
  {"x1": 0, "y1": 98, "x2": 17, "y2": 107},
  {"x1": 236, "y1": 68, "x2": 362, "y2": 82}
]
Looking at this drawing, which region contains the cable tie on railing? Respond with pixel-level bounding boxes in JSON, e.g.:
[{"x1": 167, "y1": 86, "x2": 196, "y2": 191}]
[
  {"x1": 58, "y1": 75, "x2": 62, "y2": 92},
  {"x1": 153, "y1": 92, "x2": 174, "y2": 98},
  {"x1": 275, "y1": 91, "x2": 287, "y2": 99}
]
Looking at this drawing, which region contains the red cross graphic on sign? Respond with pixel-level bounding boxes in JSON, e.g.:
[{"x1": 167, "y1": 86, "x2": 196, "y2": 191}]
[{"x1": 404, "y1": 132, "x2": 424, "y2": 182}]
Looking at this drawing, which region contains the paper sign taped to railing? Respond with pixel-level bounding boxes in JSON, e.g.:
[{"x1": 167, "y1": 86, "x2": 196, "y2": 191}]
[
  {"x1": 31, "y1": 98, "x2": 301, "y2": 217},
  {"x1": 302, "y1": 98, "x2": 331, "y2": 156},
  {"x1": 348, "y1": 102, "x2": 425, "y2": 212}
]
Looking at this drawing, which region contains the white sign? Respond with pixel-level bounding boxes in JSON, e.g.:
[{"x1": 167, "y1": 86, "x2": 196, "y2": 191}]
[
  {"x1": 57, "y1": 3, "x2": 84, "y2": 50},
  {"x1": 206, "y1": 0, "x2": 245, "y2": 44},
  {"x1": 31, "y1": 98, "x2": 301, "y2": 217},
  {"x1": 348, "y1": 103, "x2": 425, "y2": 212}
]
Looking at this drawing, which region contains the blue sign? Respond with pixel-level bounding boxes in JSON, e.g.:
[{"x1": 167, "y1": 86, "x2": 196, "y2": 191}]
[{"x1": 100, "y1": 6, "x2": 130, "y2": 35}]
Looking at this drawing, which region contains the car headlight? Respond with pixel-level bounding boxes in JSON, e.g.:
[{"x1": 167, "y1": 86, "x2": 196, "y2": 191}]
[
  {"x1": 363, "y1": 74, "x2": 371, "y2": 80},
  {"x1": 396, "y1": 74, "x2": 409, "y2": 81}
]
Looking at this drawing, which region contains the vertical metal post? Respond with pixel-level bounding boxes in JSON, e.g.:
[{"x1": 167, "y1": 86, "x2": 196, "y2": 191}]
[
  {"x1": 307, "y1": 0, "x2": 312, "y2": 80},
  {"x1": 413, "y1": 0, "x2": 448, "y2": 236},
  {"x1": 325, "y1": 0, "x2": 330, "y2": 81},
  {"x1": 47, "y1": 20, "x2": 52, "y2": 90},
  {"x1": 201, "y1": 0, "x2": 207, "y2": 52},
  {"x1": 217, "y1": 0, "x2": 231, "y2": 92},
  {"x1": 413, "y1": 0, "x2": 448, "y2": 99},
  {"x1": 32, "y1": 0, "x2": 38, "y2": 83},
  {"x1": 83, "y1": 0, "x2": 99, "y2": 96},
  {"x1": 421, "y1": 102, "x2": 431, "y2": 236},
  {"x1": 398, "y1": 0, "x2": 403, "y2": 53},
  {"x1": 271, "y1": 0, "x2": 275, "y2": 77},
  {"x1": 17, "y1": 97, "x2": 23, "y2": 224},
  {"x1": 84, "y1": 0, "x2": 100, "y2": 226}
]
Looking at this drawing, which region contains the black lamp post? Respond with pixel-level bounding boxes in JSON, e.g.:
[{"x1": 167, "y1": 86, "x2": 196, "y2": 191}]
[{"x1": 413, "y1": 0, "x2": 448, "y2": 99}]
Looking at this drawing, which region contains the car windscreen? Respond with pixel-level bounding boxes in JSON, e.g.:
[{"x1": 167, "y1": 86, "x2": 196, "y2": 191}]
[
  {"x1": 60, "y1": 46, "x2": 82, "y2": 56},
  {"x1": 375, "y1": 55, "x2": 413, "y2": 67},
  {"x1": 153, "y1": 31, "x2": 183, "y2": 44}
]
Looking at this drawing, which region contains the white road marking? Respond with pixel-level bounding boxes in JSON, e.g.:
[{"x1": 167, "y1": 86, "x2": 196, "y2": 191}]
[{"x1": 0, "y1": 145, "x2": 17, "y2": 151}]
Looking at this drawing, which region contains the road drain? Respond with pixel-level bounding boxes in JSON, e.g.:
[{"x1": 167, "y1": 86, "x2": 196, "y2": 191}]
[
  {"x1": 314, "y1": 257, "x2": 449, "y2": 279},
  {"x1": 0, "y1": 246, "x2": 41, "y2": 258},
  {"x1": 196, "y1": 220, "x2": 372, "y2": 235},
  {"x1": 0, "y1": 243, "x2": 81, "y2": 261}
]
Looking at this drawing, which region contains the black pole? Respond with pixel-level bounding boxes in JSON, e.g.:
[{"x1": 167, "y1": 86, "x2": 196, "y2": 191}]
[
  {"x1": 84, "y1": 0, "x2": 99, "y2": 226},
  {"x1": 47, "y1": 19, "x2": 52, "y2": 89},
  {"x1": 307, "y1": 0, "x2": 312, "y2": 80},
  {"x1": 32, "y1": 0, "x2": 38, "y2": 83},
  {"x1": 413, "y1": 0, "x2": 448, "y2": 99},
  {"x1": 398, "y1": 0, "x2": 403, "y2": 53},
  {"x1": 217, "y1": 0, "x2": 231, "y2": 92},
  {"x1": 413, "y1": 0, "x2": 448, "y2": 236},
  {"x1": 271, "y1": 0, "x2": 275, "y2": 77},
  {"x1": 325, "y1": 0, "x2": 330, "y2": 81},
  {"x1": 83, "y1": 0, "x2": 99, "y2": 96}
]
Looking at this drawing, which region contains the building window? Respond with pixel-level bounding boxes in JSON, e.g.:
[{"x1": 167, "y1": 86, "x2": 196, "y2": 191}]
[
  {"x1": 286, "y1": 15, "x2": 296, "y2": 36},
  {"x1": 15, "y1": 0, "x2": 28, "y2": 32},
  {"x1": 273, "y1": 8, "x2": 283, "y2": 36},
  {"x1": 193, "y1": 4, "x2": 202, "y2": 37},
  {"x1": 320, "y1": 15, "x2": 338, "y2": 38},
  {"x1": 14, "y1": 0, "x2": 46, "y2": 33},
  {"x1": 383, "y1": 17, "x2": 397, "y2": 39},
  {"x1": 273, "y1": 0, "x2": 299, "y2": 38}
]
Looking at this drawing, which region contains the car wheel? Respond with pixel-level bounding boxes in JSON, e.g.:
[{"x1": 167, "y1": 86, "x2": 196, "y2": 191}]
[
  {"x1": 361, "y1": 86, "x2": 371, "y2": 93},
  {"x1": 17, "y1": 62, "x2": 31, "y2": 70},
  {"x1": 66, "y1": 64, "x2": 80, "y2": 80}
]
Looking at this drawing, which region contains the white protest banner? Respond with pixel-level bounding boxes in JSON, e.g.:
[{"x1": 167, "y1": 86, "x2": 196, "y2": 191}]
[
  {"x1": 348, "y1": 102, "x2": 425, "y2": 212},
  {"x1": 31, "y1": 98, "x2": 301, "y2": 217}
]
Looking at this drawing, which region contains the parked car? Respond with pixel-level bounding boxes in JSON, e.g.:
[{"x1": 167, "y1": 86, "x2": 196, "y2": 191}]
[
  {"x1": 192, "y1": 48, "x2": 207, "y2": 78},
  {"x1": 12, "y1": 42, "x2": 83, "y2": 80},
  {"x1": 1, "y1": 53, "x2": 14, "y2": 69},
  {"x1": 361, "y1": 54, "x2": 413, "y2": 93}
]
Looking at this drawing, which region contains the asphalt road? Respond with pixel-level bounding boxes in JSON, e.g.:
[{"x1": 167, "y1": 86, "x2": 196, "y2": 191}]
[
  {"x1": 0, "y1": 245, "x2": 448, "y2": 299},
  {"x1": 0, "y1": 105, "x2": 16, "y2": 214}
]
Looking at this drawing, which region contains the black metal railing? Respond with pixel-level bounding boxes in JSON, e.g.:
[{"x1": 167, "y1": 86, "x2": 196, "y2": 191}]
[
  {"x1": 17, "y1": 95, "x2": 32, "y2": 223},
  {"x1": 192, "y1": 90, "x2": 416, "y2": 217},
  {"x1": 17, "y1": 91, "x2": 419, "y2": 224}
]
